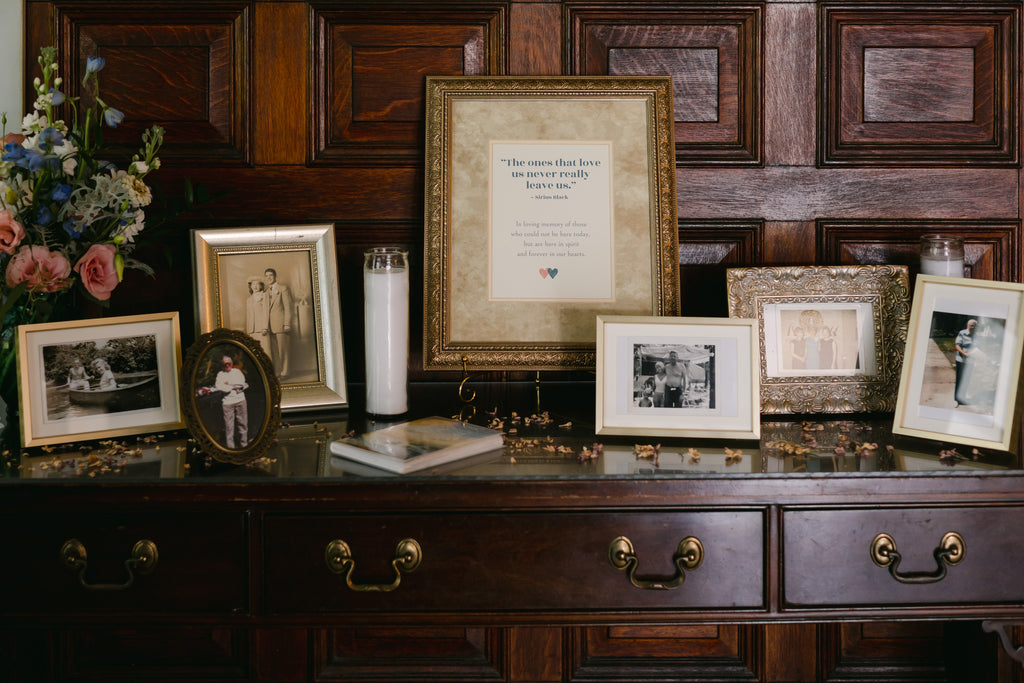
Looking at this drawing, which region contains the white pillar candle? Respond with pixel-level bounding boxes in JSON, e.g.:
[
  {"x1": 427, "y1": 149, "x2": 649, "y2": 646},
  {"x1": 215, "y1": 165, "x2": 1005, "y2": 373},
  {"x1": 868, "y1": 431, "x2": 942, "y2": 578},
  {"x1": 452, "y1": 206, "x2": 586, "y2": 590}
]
[
  {"x1": 920, "y1": 256, "x2": 965, "y2": 277},
  {"x1": 919, "y1": 234, "x2": 965, "y2": 278},
  {"x1": 363, "y1": 249, "x2": 409, "y2": 416}
]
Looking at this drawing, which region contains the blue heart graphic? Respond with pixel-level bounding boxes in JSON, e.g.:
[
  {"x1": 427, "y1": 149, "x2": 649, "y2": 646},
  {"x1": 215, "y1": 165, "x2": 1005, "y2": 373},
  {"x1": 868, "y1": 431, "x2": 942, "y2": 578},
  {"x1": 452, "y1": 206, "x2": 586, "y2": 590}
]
[{"x1": 548, "y1": 268, "x2": 558, "y2": 279}]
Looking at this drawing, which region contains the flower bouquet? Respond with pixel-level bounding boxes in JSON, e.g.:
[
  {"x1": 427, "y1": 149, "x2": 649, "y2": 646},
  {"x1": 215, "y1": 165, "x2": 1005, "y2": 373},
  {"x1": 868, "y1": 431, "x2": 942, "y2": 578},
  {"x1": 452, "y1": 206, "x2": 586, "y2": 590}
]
[{"x1": 0, "y1": 47, "x2": 165, "y2": 451}]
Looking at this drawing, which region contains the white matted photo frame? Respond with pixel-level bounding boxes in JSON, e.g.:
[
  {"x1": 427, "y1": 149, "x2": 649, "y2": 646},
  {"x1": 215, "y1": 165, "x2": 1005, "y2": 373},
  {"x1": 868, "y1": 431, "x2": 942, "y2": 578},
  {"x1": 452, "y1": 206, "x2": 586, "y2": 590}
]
[
  {"x1": 726, "y1": 265, "x2": 910, "y2": 414},
  {"x1": 893, "y1": 275, "x2": 1024, "y2": 452},
  {"x1": 596, "y1": 316, "x2": 760, "y2": 440},
  {"x1": 192, "y1": 224, "x2": 347, "y2": 413},
  {"x1": 423, "y1": 76, "x2": 680, "y2": 371},
  {"x1": 17, "y1": 312, "x2": 184, "y2": 447}
]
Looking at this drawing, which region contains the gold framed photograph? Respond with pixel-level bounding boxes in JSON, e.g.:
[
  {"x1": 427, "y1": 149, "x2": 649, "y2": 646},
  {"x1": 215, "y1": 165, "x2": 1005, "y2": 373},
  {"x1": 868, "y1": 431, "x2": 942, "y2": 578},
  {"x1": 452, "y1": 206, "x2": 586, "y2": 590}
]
[
  {"x1": 192, "y1": 224, "x2": 347, "y2": 412},
  {"x1": 180, "y1": 328, "x2": 282, "y2": 464},
  {"x1": 423, "y1": 76, "x2": 680, "y2": 371},
  {"x1": 596, "y1": 315, "x2": 760, "y2": 440},
  {"x1": 894, "y1": 275, "x2": 1024, "y2": 452},
  {"x1": 17, "y1": 312, "x2": 185, "y2": 447},
  {"x1": 726, "y1": 265, "x2": 910, "y2": 414}
]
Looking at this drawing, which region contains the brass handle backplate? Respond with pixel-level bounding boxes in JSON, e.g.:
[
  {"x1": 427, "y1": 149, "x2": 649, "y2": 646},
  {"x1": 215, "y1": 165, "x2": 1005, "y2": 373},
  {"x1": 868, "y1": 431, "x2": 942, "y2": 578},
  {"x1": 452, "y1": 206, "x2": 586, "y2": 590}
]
[
  {"x1": 608, "y1": 535, "x2": 704, "y2": 590},
  {"x1": 870, "y1": 531, "x2": 965, "y2": 584},
  {"x1": 325, "y1": 538, "x2": 422, "y2": 592},
  {"x1": 60, "y1": 538, "x2": 159, "y2": 591}
]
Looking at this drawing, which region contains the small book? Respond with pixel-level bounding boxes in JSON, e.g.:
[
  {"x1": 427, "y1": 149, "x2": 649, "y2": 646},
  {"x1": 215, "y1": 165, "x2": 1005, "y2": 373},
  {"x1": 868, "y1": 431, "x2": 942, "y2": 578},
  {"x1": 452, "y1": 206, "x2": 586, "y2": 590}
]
[{"x1": 329, "y1": 417, "x2": 505, "y2": 474}]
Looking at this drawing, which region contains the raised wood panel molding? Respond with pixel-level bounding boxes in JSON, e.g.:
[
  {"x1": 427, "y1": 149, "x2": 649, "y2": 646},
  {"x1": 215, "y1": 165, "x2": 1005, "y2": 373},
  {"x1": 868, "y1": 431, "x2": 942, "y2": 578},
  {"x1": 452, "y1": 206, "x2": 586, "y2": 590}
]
[
  {"x1": 678, "y1": 222, "x2": 763, "y2": 316},
  {"x1": 315, "y1": 627, "x2": 504, "y2": 680},
  {"x1": 817, "y1": 220, "x2": 1021, "y2": 282},
  {"x1": 567, "y1": 4, "x2": 762, "y2": 165},
  {"x1": 820, "y1": 4, "x2": 1019, "y2": 166},
  {"x1": 58, "y1": 627, "x2": 249, "y2": 681},
  {"x1": 311, "y1": 4, "x2": 508, "y2": 165},
  {"x1": 53, "y1": 3, "x2": 250, "y2": 165},
  {"x1": 567, "y1": 625, "x2": 760, "y2": 682}
]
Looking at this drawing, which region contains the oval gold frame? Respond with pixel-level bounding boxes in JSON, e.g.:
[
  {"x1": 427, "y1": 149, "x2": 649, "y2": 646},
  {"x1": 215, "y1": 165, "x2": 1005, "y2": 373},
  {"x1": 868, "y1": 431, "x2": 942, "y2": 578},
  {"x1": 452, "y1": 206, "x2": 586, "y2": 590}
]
[{"x1": 180, "y1": 328, "x2": 281, "y2": 463}]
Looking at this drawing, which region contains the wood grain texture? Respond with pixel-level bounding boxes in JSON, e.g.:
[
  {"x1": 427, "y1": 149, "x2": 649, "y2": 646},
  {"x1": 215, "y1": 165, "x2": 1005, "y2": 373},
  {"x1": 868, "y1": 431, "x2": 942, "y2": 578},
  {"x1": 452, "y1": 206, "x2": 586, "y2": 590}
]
[
  {"x1": 254, "y1": 3, "x2": 307, "y2": 165},
  {"x1": 765, "y1": 2, "x2": 815, "y2": 166},
  {"x1": 510, "y1": 3, "x2": 561, "y2": 75}
]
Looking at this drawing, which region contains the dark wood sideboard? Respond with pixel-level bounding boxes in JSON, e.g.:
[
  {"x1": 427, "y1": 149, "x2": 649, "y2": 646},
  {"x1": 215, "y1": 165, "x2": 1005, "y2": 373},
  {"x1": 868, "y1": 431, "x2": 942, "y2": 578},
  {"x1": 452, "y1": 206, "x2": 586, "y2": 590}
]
[{"x1": 2, "y1": 381, "x2": 1024, "y2": 682}]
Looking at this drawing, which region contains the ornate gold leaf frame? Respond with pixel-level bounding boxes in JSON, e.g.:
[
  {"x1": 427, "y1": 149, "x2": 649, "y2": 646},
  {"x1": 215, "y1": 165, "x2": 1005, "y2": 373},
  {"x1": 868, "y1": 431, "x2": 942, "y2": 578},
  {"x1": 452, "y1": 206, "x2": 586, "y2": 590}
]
[
  {"x1": 180, "y1": 328, "x2": 282, "y2": 464},
  {"x1": 726, "y1": 265, "x2": 910, "y2": 414},
  {"x1": 423, "y1": 76, "x2": 680, "y2": 371}
]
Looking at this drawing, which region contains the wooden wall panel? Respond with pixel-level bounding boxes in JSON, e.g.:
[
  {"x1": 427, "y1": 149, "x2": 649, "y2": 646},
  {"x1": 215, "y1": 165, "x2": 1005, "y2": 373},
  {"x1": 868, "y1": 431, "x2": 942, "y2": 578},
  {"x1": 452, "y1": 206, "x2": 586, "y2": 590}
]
[
  {"x1": 311, "y1": 4, "x2": 508, "y2": 164},
  {"x1": 54, "y1": 3, "x2": 250, "y2": 165},
  {"x1": 315, "y1": 627, "x2": 504, "y2": 680},
  {"x1": 820, "y1": 5, "x2": 1019, "y2": 165},
  {"x1": 568, "y1": 4, "x2": 762, "y2": 164},
  {"x1": 679, "y1": 221, "x2": 763, "y2": 317},
  {"x1": 818, "y1": 220, "x2": 1021, "y2": 282}
]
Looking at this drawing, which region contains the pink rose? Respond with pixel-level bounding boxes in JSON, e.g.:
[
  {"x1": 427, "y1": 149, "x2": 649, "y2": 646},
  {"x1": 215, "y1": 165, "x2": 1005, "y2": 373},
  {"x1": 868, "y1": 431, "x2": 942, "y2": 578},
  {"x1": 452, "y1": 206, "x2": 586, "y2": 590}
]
[
  {"x1": 2, "y1": 132, "x2": 26, "y2": 146},
  {"x1": 5, "y1": 245, "x2": 72, "y2": 293},
  {"x1": 74, "y1": 243, "x2": 120, "y2": 301},
  {"x1": 0, "y1": 210, "x2": 26, "y2": 255}
]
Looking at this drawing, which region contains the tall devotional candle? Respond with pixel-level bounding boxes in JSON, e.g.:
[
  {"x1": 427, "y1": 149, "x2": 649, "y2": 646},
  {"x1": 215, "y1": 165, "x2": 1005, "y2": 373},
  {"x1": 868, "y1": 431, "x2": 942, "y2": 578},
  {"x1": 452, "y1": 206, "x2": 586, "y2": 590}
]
[{"x1": 363, "y1": 248, "x2": 409, "y2": 416}]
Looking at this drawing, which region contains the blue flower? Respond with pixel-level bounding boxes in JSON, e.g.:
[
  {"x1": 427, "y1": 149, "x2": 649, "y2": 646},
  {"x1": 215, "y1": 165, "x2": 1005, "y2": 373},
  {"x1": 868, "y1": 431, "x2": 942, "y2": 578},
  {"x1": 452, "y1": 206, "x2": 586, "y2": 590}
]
[
  {"x1": 103, "y1": 107, "x2": 124, "y2": 128},
  {"x1": 36, "y1": 205, "x2": 55, "y2": 226},
  {"x1": 38, "y1": 126, "x2": 64, "y2": 150},
  {"x1": 49, "y1": 88, "x2": 65, "y2": 106},
  {"x1": 86, "y1": 56, "x2": 106, "y2": 74},
  {"x1": 63, "y1": 218, "x2": 84, "y2": 237},
  {"x1": 1, "y1": 142, "x2": 25, "y2": 161},
  {"x1": 51, "y1": 184, "x2": 72, "y2": 202},
  {"x1": 25, "y1": 148, "x2": 61, "y2": 173}
]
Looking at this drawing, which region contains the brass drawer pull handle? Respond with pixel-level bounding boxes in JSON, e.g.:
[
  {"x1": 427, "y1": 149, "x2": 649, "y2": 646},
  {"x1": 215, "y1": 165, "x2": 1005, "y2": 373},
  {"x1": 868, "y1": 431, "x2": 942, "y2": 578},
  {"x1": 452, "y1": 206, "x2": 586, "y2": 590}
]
[
  {"x1": 870, "y1": 531, "x2": 965, "y2": 584},
  {"x1": 324, "y1": 538, "x2": 422, "y2": 592},
  {"x1": 608, "y1": 535, "x2": 704, "y2": 590},
  {"x1": 59, "y1": 539, "x2": 159, "y2": 591}
]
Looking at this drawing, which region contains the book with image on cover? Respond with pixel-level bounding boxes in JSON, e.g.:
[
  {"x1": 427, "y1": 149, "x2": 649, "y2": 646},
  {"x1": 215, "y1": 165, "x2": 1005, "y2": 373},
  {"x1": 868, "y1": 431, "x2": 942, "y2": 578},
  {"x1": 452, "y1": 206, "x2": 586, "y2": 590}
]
[{"x1": 329, "y1": 416, "x2": 505, "y2": 474}]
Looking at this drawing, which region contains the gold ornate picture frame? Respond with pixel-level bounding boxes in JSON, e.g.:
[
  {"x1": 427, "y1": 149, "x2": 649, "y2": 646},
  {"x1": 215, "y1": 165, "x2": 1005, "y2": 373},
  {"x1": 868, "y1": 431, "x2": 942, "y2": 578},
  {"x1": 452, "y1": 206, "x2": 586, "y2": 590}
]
[
  {"x1": 180, "y1": 328, "x2": 282, "y2": 464},
  {"x1": 423, "y1": 76, "x2": 680, "y2": 371},
  {"x1": 894, "y1": 275, "x2": 1024, "y2": 452},
  {"x1": 726, "y1": 265, "x2": 910, "y2": 414},
  {"x1": 192, "y1": 224, "x2": 347, "y2": 412}
]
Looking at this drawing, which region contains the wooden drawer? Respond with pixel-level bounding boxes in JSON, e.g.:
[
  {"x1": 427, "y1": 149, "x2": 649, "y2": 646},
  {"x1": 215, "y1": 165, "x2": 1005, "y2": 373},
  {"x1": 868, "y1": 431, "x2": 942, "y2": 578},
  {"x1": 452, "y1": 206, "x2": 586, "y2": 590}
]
[
  {"x1": 0, "y1": 509, "x2": 248, "y2": 615},
  {"x1": 262, "y1": 511, "x2": 765, "y2": 613},
  {"x1": 782, "y1": 506, "x2": 1024, "y2": 608}
]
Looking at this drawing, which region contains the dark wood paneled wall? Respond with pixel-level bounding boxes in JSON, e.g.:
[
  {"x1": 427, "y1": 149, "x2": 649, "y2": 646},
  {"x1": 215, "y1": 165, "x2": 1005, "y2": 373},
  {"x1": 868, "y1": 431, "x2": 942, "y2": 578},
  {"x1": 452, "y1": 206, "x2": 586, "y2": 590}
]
[{"x1": 21, "y1": 1, "x2": 1024, "y2": 680}]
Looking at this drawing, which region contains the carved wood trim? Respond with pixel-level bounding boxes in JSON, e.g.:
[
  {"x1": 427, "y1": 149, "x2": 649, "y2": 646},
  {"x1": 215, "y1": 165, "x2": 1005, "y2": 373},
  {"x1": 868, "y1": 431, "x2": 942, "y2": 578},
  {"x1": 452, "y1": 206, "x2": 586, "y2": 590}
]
[
  {"x1": 310, "y1": 4, "x2": 508, "y2": 165},
  {"x1": 819, "y1": 5, "x2": 1019, "y2": 166},
  {"x1": 567, "y1": 3, "x2": 763, "y2": 166},
  {"x1": 817, "y1": 220, "x2": 1021, "y2": 283},
  {"x1": 53, "y1": 2, "x2": 251, "y2": 165}
]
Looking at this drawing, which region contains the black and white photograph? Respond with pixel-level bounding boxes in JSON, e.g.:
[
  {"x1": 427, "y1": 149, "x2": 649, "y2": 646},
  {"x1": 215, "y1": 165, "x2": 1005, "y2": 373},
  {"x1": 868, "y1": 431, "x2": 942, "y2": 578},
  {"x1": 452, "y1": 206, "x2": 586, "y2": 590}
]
[
  {"x1": 629, "y1": 343, "x2": 715, "y2": 411},
  {"x1": 180, "y1": 328, "x2": 282, "y2": 464},
  {"x1": 17, "y1": 313, "x2": 184, "y2": 447},
  {"x1": 597, "y1": 316, "x2": 759, "y2": 440},
  {"x1": 42, "y1": 334, "x2": 161, "y2": 422},
  {"x1": 895, "y1": 275, "x2": 1024, "y2": 452},
  {"x1": 193, "y1": 225, "x2": 348, "y2": 412}
]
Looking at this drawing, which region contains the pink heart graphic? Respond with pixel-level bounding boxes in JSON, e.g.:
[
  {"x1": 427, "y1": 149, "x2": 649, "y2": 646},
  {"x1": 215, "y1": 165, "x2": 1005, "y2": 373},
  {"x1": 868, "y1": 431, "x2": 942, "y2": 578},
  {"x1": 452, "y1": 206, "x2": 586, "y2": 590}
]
[
  {"x1": 538, "y1": 268, "x2": 548, "y2": 279},
  {"x1": 548, "y1": 268, "x2": 558, "y2": 279}
]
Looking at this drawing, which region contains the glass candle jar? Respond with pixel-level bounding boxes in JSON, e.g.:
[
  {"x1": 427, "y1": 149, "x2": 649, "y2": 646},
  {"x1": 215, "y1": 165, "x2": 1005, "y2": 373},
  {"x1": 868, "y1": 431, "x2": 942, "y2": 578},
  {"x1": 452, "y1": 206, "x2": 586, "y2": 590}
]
[
  {"x1": 919, "y1": 234, "x2": 964, "y2": 278},
  {"x1": 363, "y1": 247, "x2": 409, "y2": 416}
]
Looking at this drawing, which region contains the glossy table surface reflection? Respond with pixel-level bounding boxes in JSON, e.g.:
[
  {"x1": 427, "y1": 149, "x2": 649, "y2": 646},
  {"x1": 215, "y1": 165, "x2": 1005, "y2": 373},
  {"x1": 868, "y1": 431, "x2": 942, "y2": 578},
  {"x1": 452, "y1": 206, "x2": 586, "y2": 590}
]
[{"x1": 9, "y1": 380, "x2": 1020, "y2": 482}]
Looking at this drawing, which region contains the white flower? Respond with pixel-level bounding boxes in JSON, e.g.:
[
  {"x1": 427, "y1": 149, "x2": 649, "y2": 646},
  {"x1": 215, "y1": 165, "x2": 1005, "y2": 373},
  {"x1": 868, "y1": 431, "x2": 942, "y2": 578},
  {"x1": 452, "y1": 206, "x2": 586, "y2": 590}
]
[
  {"x1": 52, "y1": 139, "x2": 78, "y2": 175},
  {"x1": 129, "y1": 160, "x2": 149, "y2": 175},
  {"x1": 117, "y1": 209, "x2": 146, "y2": 243},
  {"x1": 21, "y1": 112, "x2": 45, "y2": 134},
  {"x1": 125, "y1": 175, "x2": 152, "y2": 207}
]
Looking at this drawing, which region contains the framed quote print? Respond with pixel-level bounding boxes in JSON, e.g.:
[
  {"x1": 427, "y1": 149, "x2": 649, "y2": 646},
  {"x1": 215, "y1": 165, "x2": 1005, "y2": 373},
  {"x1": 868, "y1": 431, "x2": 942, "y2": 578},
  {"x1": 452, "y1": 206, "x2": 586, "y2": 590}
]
[{"x1": 423, "y1": 76, "x2": 680, "y2": 371}]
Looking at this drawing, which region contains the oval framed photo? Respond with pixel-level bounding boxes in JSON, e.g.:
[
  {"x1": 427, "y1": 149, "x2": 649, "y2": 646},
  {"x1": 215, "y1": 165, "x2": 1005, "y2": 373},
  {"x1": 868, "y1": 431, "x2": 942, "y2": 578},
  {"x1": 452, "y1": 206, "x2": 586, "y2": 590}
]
[{"x1": 181, "y1": 328, "x2": 282, "y2": 463}]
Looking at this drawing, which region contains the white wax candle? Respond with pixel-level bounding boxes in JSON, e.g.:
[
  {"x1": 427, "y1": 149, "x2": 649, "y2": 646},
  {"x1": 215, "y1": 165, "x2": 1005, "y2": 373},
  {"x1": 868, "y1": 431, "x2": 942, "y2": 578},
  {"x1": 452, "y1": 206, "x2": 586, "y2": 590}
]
[
  {"x1": 364, "y1": 267, "x2": 409, "y2": 415},
  {"x1": 920, "y1": 256, "x2": 964, "y2": 277}
]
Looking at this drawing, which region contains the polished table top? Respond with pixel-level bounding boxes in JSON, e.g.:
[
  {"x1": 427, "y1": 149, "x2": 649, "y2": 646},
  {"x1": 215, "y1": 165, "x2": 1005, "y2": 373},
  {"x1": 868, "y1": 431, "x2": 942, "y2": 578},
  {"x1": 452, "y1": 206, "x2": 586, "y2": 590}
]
[{"x1": 5, "y1": 380, "x2": 1018, "y2": 483}]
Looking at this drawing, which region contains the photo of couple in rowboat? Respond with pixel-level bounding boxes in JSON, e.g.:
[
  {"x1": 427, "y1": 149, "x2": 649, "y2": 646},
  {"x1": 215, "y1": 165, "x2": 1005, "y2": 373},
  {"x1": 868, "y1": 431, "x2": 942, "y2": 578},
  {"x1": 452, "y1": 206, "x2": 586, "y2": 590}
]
[{"x1": 42, "y1": 334, "x2": 161, "y2": 422}]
